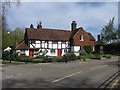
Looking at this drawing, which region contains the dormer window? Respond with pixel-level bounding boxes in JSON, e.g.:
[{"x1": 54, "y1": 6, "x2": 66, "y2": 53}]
[{"x1": 80, "y1": 35, "x2": 84, "y2": 41}]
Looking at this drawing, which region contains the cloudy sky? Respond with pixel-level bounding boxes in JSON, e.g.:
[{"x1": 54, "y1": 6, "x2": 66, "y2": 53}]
[{"x1": 6, "y1": 1, "x2": 118, "y2": 39}]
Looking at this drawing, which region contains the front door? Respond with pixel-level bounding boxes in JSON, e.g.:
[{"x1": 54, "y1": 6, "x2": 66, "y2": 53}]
[
  {"x1": 58, "y1": 49, "x2": 62, "y2": 56},
  {"x1": 29, "y1": 50, "x2": 34, "y2": 57}
]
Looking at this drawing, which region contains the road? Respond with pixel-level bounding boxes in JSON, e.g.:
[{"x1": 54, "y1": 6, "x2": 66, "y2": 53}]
[{"x1": 2, "y1": 57, "x2": 119, "y2": 88}]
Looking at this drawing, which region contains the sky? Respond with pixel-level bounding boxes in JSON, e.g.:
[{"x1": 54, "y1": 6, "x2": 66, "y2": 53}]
[{"x1": 6, "y1": 1, "x2": 118, "y2": 39}]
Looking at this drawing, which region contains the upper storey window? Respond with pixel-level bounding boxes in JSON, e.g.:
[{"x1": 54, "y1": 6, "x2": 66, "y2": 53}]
[{"x1": 80, "y1": 35, "x2": 84, "y2": 41}]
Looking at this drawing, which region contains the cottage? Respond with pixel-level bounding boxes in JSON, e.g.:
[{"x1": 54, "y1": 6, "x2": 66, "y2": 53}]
[{"x1": 15, "y1": 21, "x2": 95, "y2": 57}]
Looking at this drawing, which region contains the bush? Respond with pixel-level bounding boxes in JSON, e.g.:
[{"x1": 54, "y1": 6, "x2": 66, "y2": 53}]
[
  {"x1": 82, "y1": 54, "x2": 101, "y2": 60},
  {"x1": 18, "y1": 55, "x2": 33, "y2": 62},
  {"x1": 84, "y1": 45, "x2": 92, "y2": 54},
  {"x1": 69, "y1": 53, "x2": 77, "y2": 61},
  {"x1": 52, "y1": 56, "x2": 63, "y2": 62},
  {"x1": 10, "y1": 53, "x2": 18, "y2": 61},
  {"x1": 33, "y1": 55, "x2": 51, "y2": 63},
  {"x1": 79, "y1": 50, "x2": 87, "y2": 55},
  {"x1": 33, "y1": 58, "x2": 44, "y2": 63},
  {"x1": 64, "y1": 53, "x2": 77, "y2": 61},
  {"x1": 2, "y1": 51, "x2": 10, "y2": 60},
  {"x1": 102, "y1": 54, "x2": 112, "y2": 58},
  {"x1": 78, "y1": 56, "x2": 86, "y2": 61}
]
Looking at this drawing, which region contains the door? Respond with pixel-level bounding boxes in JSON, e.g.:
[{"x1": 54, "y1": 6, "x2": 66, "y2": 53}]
[
  {"x1": 29, "y1": 50, "x2": 34, "y2": 57},
  {"x1": 58, "y1": 49, "x2": 62, "y2": 56}
]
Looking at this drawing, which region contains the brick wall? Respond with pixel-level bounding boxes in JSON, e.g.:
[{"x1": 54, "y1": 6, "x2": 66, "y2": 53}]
[{"x1": 71, "y1": 28, "x2": 95, "y2": 47}]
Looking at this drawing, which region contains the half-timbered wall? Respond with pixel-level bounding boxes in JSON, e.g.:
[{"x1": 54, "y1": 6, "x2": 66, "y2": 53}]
[{"x1": 29, "y1": 40, "x2": 69, "y2": 49}]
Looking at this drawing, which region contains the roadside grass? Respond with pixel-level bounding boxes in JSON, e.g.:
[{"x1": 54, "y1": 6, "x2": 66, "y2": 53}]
[
  {"x1": 81, "y1": 54, "x2": 115, "y2": 60},
  {"x1": 2, "y1": 60, "x2": 35, "y2": 64}
]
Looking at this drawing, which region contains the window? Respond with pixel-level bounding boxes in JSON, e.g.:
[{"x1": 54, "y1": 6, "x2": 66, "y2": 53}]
[
  {"x1": 51, "y1": 49, "x2": 55, "y2": 53},
  {"x1": 31, "y1": 40, "x2": 35, "y2": 43},
  {"x1": 64, "y1": 49, "x2": 67, "y2": 53},
  {"x1": 21, "y1": 50, "x2": 25, "y2": 54},
  {"x1": 52, "y1": 41, "x2": 57, "y2": 44},
  {"x1": 80, "y1": 35, "x2": 84, "y2": 41}
]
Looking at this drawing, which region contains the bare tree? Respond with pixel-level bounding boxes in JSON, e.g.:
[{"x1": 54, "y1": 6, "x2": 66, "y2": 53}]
[{"x1": 1, "y1": 0, "x2": 21, "y2": 30}]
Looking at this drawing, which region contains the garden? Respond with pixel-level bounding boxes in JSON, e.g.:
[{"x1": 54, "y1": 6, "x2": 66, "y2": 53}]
[{"x1": 2, "y1": 45, "x2": 117, "y2": 64}]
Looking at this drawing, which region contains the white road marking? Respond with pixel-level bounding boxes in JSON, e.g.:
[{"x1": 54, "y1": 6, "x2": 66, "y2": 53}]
[
  {"x1": 90, "y1": 65, "x2": 108, "y2": 70},
  {"x1": 52, "y1": 71, "x2": 82, "y2": 83}
]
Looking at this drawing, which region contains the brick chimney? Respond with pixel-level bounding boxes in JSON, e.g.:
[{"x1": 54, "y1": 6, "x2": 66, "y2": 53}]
[
  {"x1": 37, "y1": 22, "x2": 42, "y2": 29},
  {"x1": 98, "y1": 34, "x2": 100, "y2": 42},
  {"x1": 71, "y1": 21, "x2": 77, "y2": 31}
]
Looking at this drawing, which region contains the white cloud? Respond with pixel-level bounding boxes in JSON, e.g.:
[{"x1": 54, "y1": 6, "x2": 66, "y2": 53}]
[{"x1": 6, "y1": 2, "x2": 118, "y2": 39}]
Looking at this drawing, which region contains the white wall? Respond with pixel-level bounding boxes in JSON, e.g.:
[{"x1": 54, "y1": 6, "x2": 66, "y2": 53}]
[
  {"x1": 93, "y1": 47, "x2": 95, "y2": 51},
  {"x1": 25, "y1": 50, "x2": 29, "y2": 56},
  {"x1": 74, "y1": 46, "x2": 80, "y2": 52}
]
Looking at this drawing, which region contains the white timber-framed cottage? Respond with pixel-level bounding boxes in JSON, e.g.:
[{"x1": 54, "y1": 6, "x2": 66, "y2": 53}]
[{"x1": 15, "y1": 21, "x2": 95, "y2": 57}]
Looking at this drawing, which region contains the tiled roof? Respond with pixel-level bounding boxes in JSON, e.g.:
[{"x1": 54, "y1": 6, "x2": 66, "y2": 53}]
[
  {"x1": 87, "y1": 33, "x2": 95, "y2": 41},
  {"x1": 15, "y1": 27, "x2": 95, "y2": 50},
  {"x1": 26, "y1": 28, "x2": 71, "y2": 41},
  {"x1": 15, "y1": 41, "x2": 29, "y2": 49}
]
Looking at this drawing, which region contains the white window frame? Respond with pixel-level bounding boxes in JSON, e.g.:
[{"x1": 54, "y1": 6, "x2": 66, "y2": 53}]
[{"x1": 80, "y1": 35, "x2": 84, "y2": 41}]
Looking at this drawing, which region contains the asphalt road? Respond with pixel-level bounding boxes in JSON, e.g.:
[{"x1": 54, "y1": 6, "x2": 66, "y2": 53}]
[{"x1": 2, "y1": 57, "x2": 119, "y2": 88}]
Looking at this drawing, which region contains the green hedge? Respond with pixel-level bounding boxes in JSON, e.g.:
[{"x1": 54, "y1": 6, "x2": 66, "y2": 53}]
[
  {"x1": 52, "y1": 56, "x2": 63, "y2": 62},
  {"x1": 84, "y1": 45, "x2": 92, "y2": 54},
  {"x1": 82, "y1": 54, "x2": 101, "y2": 60}
]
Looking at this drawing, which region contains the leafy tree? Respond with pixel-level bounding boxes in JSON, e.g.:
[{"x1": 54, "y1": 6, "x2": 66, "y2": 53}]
[
  {"x1": 2, "y1": 28, "x2": 24, "y2": 49},
  {"x1": 101, "y1": 17, "x2": 117, "y2": 43},
  {"x1": 116, "y1": 24, "x2": 120, "y2": 41},
  {"x1": 83, "y1": 45, "x2": 92, "y2": 54}
]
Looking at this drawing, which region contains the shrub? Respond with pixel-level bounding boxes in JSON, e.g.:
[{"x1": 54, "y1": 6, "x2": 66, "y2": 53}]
[
  {"x1": 33, "y1": 58, "x2": 44, "y2": 63},
  {"x1": 82, "y1": 54, "x2": 101, "y2": 60},
  {"x1": 18, "y1": 55, "x2": 33, "y2": 62},
  {"x1": 64, "y1": 53, "x2": 77, "y2": 61},
  {"x1": 102, "y1": 54, "x2": 112, "y2": 58},
  {"x1": 2, "y1": 51, "x2": 10, "y2": 60},
  {"x1": 69, "y1": 53, "x2": 77, "y2": 61},
  {"x1": 78, "y1": 56, "x2": 86, "y2": 61},
  {"x1": 52, "y1": 56, "x2": 63, "y2": 62},
  {"x1": 84, "y1": 45, "x2": 92, "y2": 54},
  {"x1": 10, "y1": 53, "x2": 18, "y2": 61},
  {"x1": 91, "y1": 51, "x2": 98, "y2": 54},
  {"x1": 79, "y1": 50, "x2": 87, "y2": 55},
  {"x1": 34, "y1": 55, "x2": 51, "y2": 63}
]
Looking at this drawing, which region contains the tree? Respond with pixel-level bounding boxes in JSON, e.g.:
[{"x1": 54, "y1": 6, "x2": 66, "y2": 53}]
[
  {"x1": 116, "y1": 24, "x2": 120, "y2": 41},
  {"x1": 2, "y1": 28, "x2": 24, "y2": 49},
  {"x1": 101, "y1": 17, "x2": 117, "y2": 43},
  {"x1": 83, "y1": 45, "x2": 92, "y2": 54},
  {"x1": 1, "y1": 0, "x2": 21, "y2": 30}
]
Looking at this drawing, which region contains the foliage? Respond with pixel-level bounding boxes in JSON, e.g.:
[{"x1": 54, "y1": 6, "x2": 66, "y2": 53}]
[
  {"x1": 52, "y1": 56, "x2": 63, "y2": 62},
  {"x1": 2, "y1": 28, "x2": 24, "y2": 49},
  {"x1": 64, "y1": 53, "x2": 77, "y2": 61},
  {"x1": 10, "y1": 53, "x2": 18, "y2": 61},
  {"x1": 83, "y1": 45, "x2": 92, "y2": 54},
  {"x1": 33, "y1": 58, "x2": 44, "y2": 63},
  {"x1": 17, "y1": 55, "x2": 33, "y2": 62},
  {"x1": 78, "y1": 56, "x2": 86, "y2": 61},
  {"x1": 101, "y1": 17, "x2": 117, "y2": 43},
  {"x1": 101, "y1": 54, "x2": 113, "y2": 58},
  {"x1": 82, "y1": 54, "x2": 101, "y2": 60},
  {"x1": 116, "y1": 24, "x2": 120, "y2": 40},
  {"x1": 2, "y1": 51, "x2": 10, "y2": 60},
  {"x1": 34, "y1": 55, "x2": 51, "y2": 63},
  {"x1": 78, "y1": 50, "x2": 87, "y2": 55}
]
